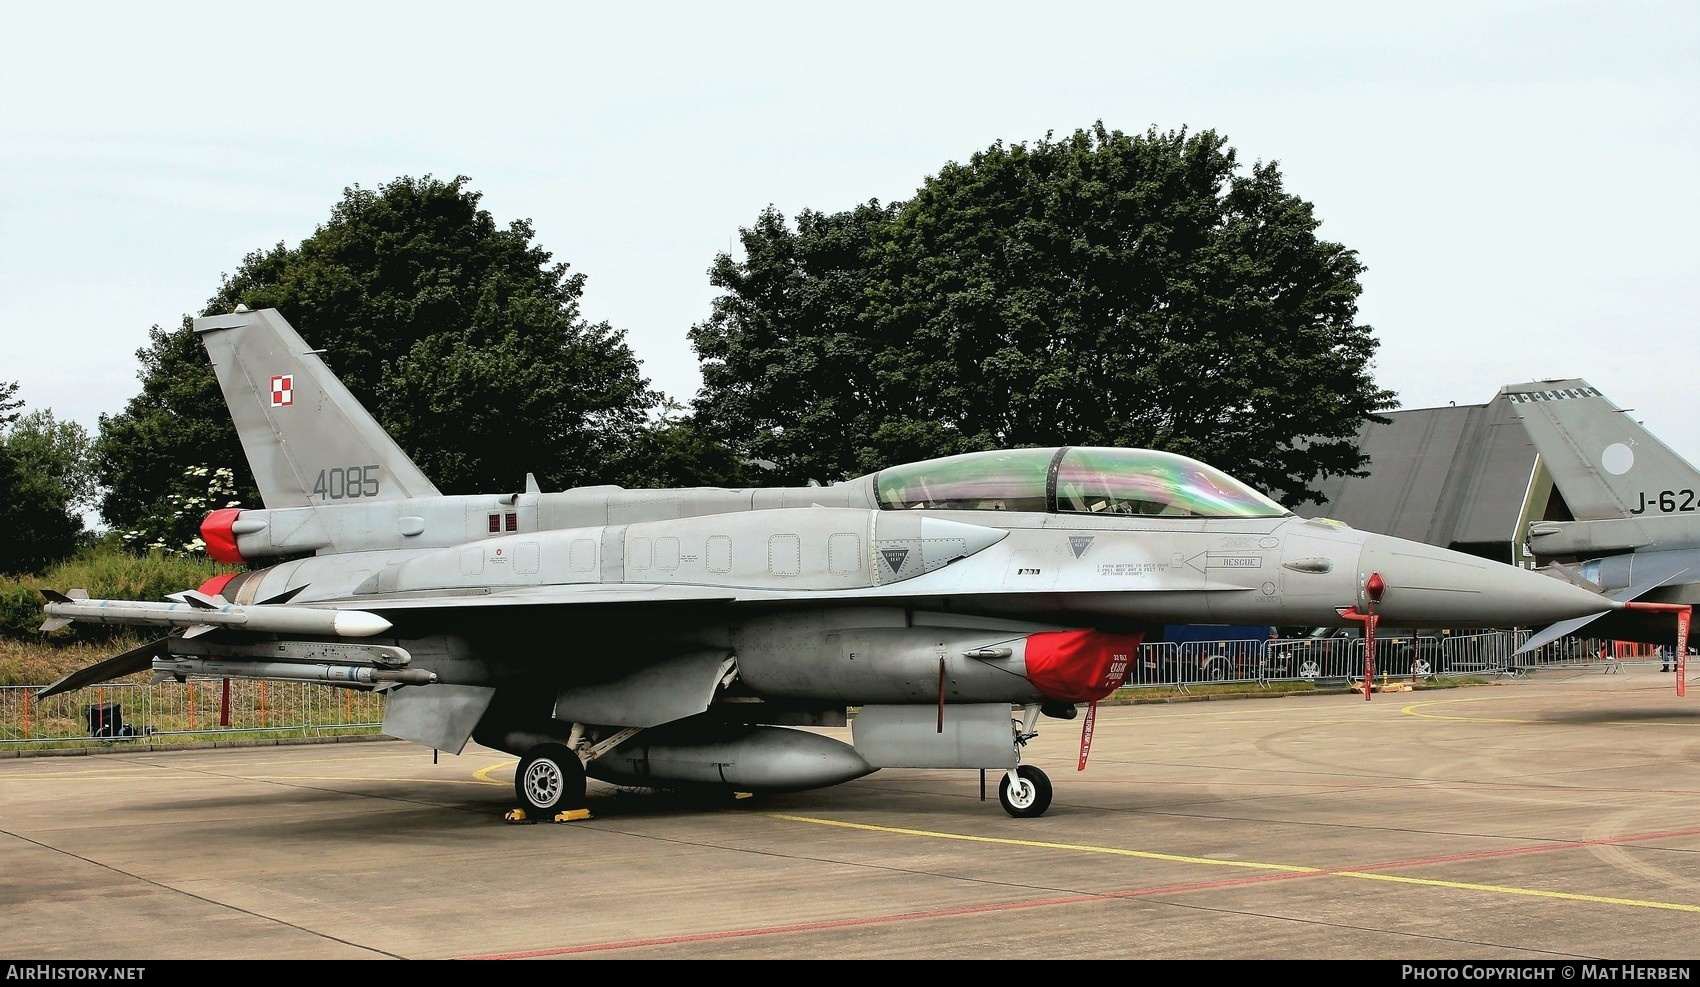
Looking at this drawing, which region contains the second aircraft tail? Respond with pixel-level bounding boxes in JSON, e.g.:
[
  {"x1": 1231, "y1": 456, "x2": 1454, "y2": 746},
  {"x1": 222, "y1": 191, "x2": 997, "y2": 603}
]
[{"x1": 1504, "y1": 379, "x2": 1699, "y2": 522}]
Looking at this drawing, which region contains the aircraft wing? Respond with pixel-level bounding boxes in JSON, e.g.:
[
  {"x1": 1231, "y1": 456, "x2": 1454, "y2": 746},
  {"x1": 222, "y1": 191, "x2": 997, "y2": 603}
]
[
  {"x1": 327, "y1": 576, "x2": 1255, "y2": 613},
  {"x1": 334, "y1": 583, "x2": 747, "y2": 609},
  {"x1": 39, "y1": 571, "x2": 1253, "y2": 656}
]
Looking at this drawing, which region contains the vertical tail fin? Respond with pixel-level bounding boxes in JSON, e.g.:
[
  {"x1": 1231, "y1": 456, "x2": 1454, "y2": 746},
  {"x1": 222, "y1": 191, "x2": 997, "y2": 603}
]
[
  {"x1": 193, "y1": 306, "x2": 440, "y2": 509},
  {"x1": 1504, "y1": 379, "x2": 1700, "y2": 521}
]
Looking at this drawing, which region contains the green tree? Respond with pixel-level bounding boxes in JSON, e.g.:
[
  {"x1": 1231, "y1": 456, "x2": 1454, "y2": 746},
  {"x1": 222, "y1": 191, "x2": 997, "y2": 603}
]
[
  {"x1": 614, "y1": 400, "x2": 754, "y2": 489},
  {"x1": 690, "y1": 202, "x2": 899, "y2": 485},
  {"x1": 94, "y1": 175, "x2": 662, "y2": 531},
  {"x1": 690, "y1": 124, "x2": 1393, "y2": 504},
  {"x1": 0, "y1": 387, "x2": 85, "y2": 574},
  {"x1": 7, "y1": 409, "x2": 96, "y2": 520}
]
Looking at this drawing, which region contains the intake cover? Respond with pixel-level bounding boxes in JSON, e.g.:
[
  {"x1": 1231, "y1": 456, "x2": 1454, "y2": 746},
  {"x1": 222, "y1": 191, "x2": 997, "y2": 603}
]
[{"x1": 1023, "y1": 630, "x2": 1143, "y2": 702}]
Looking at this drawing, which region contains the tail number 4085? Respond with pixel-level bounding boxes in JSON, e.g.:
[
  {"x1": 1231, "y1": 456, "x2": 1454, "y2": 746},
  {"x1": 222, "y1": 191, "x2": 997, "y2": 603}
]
[{"x1": 313, "y1": 465, "x2": 381, "y2": 500}]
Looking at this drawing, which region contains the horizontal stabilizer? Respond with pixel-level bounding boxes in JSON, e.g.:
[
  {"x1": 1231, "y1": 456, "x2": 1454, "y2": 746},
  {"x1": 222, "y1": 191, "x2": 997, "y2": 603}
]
[
  {"x1": 35, "y1": 637, "x2": 172, "y2": 700},
  {"x1": 1514, "y1": 567, "x2": 1687, "y2": 655},
  {"x1": 1542, "y1": 561, "x2": 1604, "y2": 595},
  {"x1": 1515, "y1": 612, "x2": 1609, "y2": 655}
]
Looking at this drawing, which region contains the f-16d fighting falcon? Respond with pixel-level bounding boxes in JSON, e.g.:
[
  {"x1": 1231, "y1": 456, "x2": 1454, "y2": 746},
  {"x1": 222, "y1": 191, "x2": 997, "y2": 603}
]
[{"x1": 39, "y1": 308, "x2": 1619, "y2": 819}]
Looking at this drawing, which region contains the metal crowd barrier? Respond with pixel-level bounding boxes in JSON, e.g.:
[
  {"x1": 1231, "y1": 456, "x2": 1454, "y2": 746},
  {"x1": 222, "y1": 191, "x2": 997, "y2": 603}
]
[
  {"x1": 1128, "y1": 632, "x2": 1642, "y2": 691},
  {"x1": 0, "y1": 680, "x2": 385, "y2": 749}
]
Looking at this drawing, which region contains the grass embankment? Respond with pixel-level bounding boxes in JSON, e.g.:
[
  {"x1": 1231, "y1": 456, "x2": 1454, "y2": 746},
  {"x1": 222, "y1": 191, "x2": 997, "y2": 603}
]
[
  {"x1": 1, "y1": 548, "x2": 236, "y2": 686},
  {"x1": 1, "y1": 548, "x2": 382, "y2": 746}
]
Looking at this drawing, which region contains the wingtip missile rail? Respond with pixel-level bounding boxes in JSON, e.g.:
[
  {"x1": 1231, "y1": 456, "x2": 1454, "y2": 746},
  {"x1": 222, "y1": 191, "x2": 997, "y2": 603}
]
[{"x1": 39, "y1": 589, "x2": 393, "y2": 638}]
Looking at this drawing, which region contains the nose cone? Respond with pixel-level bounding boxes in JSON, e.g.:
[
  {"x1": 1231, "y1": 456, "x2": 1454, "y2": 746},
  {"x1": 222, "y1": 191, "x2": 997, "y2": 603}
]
[{"x1": 1358, "y1": 534, "x2": 1616, "y2": 627}]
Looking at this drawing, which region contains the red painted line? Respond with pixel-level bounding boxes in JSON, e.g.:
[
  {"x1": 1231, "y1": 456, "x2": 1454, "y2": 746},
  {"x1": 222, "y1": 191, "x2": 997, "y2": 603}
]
[
  {"x1": 456, "y1": 824, "x2": 1700, "y2": 958},
  {"x1": 462, "y1": 897, "x2": 1094, "y2": 958}
]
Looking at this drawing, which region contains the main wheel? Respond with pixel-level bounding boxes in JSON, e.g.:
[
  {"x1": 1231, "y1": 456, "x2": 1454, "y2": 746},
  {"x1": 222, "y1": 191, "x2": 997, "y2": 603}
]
[
  {"x1": 515, "y1": 743, "x2": 587, "y2": 818},
  {"x1": 998, "y1": 764, "x2": 1053, "y2": 818}
]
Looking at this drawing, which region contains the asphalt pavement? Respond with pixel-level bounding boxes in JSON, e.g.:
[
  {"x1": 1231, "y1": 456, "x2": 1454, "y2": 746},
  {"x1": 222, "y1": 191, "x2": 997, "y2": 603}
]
[{"x1": 1, "y1": 662, "x2": 1696, "y2": 961}]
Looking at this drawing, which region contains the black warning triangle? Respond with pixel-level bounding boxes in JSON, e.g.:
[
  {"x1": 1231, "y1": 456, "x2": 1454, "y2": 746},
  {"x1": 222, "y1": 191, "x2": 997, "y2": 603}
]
[
  {"x1": 881, "y1": 548, "x2": 910, "y2": 573},
  {"x1": 1069, "y1": 536, "x2": 1094, "y2": 559}
]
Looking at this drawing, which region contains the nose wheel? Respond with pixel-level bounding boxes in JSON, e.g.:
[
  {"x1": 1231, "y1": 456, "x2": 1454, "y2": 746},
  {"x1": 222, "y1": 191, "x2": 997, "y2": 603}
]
[{"x1": 998, "y1": 764, "x2": 1053, "y2": 817}]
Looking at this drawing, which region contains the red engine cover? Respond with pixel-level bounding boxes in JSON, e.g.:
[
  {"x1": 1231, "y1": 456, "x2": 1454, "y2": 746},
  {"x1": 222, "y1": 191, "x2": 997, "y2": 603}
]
[
  {"x1": 1024, "y1": 629, "x2": 1144, "y2": 703},
  {"x1": 200, "y1": 508, "x2": 245, "y2": 564}
]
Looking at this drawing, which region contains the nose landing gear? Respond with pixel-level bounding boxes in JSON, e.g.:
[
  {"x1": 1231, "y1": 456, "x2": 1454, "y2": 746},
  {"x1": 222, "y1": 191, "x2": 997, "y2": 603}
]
[
  {"x1": 999, "y1": 763, "x2": 1054, "y2": 817},
  {"x1": 999, "y1": 704, "x2": 1054, "y2": 817}
]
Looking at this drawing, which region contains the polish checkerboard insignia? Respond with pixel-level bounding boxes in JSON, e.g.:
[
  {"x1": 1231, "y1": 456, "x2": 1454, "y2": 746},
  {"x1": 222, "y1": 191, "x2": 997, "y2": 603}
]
[{"x1": 270, "y1": 375, "x2": 294, "y2": 407}]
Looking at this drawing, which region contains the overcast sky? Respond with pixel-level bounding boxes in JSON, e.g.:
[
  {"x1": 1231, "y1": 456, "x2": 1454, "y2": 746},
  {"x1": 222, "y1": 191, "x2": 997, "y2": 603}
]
[{"x1": 4, "y1": 2, "x2": 1697, "y2": 487}]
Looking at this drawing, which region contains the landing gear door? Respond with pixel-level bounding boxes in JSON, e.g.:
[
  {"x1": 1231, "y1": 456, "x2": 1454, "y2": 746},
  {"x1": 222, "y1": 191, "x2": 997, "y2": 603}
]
[{"x1": 554, "y1": 651, "x2": 737, "y2": 728}]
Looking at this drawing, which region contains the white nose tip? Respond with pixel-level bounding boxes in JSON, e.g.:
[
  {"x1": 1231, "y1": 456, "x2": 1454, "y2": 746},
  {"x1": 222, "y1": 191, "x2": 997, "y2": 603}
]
[{"x1": 331, "y1": 610, "x2": 394, "y2": 637}]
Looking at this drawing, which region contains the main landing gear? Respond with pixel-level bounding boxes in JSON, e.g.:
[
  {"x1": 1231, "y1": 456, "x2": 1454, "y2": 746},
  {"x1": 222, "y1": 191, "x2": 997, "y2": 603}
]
[{"x1": 507, "y1": 742, "x2": 589, "y2": 824}]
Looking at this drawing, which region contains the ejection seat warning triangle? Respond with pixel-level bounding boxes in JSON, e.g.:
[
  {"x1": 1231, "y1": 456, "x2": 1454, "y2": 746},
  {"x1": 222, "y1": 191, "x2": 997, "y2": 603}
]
[{"x1": 881, "y1": 549, "x2": 909, "y2": 573}]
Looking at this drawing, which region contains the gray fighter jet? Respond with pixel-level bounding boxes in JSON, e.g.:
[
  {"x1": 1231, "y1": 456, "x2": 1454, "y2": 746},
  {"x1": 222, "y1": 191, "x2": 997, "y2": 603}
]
[
  {"x1": 1505, "y1": 380, "x2": 1698, "y2": 654},
  {"x1": 38, "y1": 309, "x2": 1619, "y2": 819}
]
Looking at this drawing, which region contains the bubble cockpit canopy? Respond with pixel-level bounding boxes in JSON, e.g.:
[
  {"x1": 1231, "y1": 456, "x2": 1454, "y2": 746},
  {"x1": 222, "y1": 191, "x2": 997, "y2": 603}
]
[{"x1": 871, "y1": 447, "x2": 1289, "y2": 519}]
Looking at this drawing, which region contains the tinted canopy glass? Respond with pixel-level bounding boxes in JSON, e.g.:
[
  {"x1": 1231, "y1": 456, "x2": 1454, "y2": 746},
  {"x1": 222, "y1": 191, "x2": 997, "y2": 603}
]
[
  {"x1": 1054, "y1": 447, "x2": 1288, "y2": 518},
  {"x1": 873, "y1": 447, "x2": 1288, "y2": 518},
  {"x1": 874, "y1": 448, "x2": 1054, "y2": 512}
]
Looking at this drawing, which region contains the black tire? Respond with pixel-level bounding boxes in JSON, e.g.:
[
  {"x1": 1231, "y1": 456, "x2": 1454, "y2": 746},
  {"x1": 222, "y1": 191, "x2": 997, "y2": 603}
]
[
  {"x1": 1202, "y1": 656, "x2": 1230, "y2": 681},
  {"x1": 998, "y1": 764, "x2": 1053, "y2": 818},
  {"x1": 515, "y1": 743, "x2": 587, "y2": 817}
]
